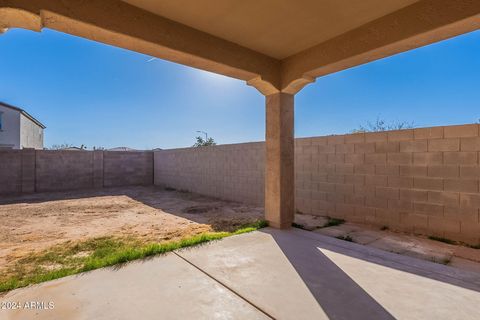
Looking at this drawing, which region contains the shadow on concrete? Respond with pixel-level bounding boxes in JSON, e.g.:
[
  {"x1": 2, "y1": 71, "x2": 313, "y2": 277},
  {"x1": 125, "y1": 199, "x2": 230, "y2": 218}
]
[
  {"x1": 263, "y1": 227, "x2": 480, "y2": 319},
  {"x1": 264, "y1": 228, "x2": 395, "y2": 319}
]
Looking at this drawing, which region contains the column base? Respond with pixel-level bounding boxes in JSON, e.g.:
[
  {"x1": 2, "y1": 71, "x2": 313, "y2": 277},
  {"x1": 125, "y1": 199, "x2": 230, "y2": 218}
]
[{"x1": 267, "y1": 219, "x2": 293, "y2": 229}]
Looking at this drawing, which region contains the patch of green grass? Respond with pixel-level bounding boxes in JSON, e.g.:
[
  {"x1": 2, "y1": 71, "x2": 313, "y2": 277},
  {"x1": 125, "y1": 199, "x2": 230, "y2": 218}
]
[
  {"x1": 0, "y1": 268, "x2": 78, "y2": 293},
  {"x1": 335, "y1": 235, "x2": 354, "y2": 242},
  {"x1": 79, "y1": 233, "x2": 230, "y2": 272},
  {"x1": 239, "y1": 219, "x2": 268, "y2": 230},
  {"x1": 323, "y1": 217, "x2": 345, "y2": 228},
  {"x1": 0, "y1": 220, "x2": 268, "y2": 293},
  {"x1": 428, "y1": 236, "x2": 457, "y2": 245}
]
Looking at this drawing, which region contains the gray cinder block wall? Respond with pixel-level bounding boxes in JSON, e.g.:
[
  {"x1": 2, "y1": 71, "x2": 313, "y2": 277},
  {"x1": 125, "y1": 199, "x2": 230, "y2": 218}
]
[
  {"x1": 0, "y1": 150, "x2": 154, "y2": 194},
  {"x1": 103, "y1": 151, "x2": 153, "y2": 187},
  {"x1": 1, "y1": 124, "x2": 479, "y2": 244},
  {"x1": 0, "y1": 150, "x2": 23, "y2": 194},
  {"x1": 154, "y1": 124, "x2": 480, "y2": 245},
  {"x1": 154, "y1": 142, "x2": 265, "y2": 205}
]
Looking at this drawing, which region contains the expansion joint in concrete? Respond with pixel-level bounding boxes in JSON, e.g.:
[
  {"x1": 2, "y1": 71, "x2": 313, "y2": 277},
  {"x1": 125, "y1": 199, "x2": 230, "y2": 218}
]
[{"x1": 173, "y1": 251, "x2": 275, "y2": 319}]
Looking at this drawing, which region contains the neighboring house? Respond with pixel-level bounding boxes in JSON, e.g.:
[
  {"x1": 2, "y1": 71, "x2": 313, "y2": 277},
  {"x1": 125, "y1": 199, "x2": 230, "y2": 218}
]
[
  {"x1": 107, "y1": 147, "x2": 139, "y2": 152},
  {"x1": 0, "y1": 102, "x2": 46, "y2": 149}
]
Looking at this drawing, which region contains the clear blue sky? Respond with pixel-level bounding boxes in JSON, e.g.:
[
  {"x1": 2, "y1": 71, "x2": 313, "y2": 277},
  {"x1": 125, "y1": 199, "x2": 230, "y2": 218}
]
[{"x1": 1, "y1": 28, "x2": 479, "y2": 150}]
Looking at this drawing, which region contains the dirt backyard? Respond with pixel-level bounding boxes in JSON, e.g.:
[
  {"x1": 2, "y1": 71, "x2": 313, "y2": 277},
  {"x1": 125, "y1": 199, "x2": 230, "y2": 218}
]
[{"x1": 0, "y1": 186, "x2": 264, "y2": 277}]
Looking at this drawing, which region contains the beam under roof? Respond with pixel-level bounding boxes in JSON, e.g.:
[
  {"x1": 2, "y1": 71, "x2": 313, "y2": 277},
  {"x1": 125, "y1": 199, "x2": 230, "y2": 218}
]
[
  {"x1": 0, "y1": 0, "x2": 281, "y2": 94},
  {"x1": 281, "y1": 0, "x2": 480, "y2": 92},
  {"x1": 1, "y1": 0, "x2": 479, "y2": 95}
]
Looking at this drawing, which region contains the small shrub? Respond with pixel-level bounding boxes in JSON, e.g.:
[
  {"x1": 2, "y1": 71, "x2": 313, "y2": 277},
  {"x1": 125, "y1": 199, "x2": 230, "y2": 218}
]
[
  {"x1": 164, "y1": 187, "x2": 176, "y2": 191},
  {"x1": 380, "y1": 226, "x2": 389, "y2": 231},
  {"x1": 351, "y1": 117, "x2": 414, "y2": 133},
  {"x1": 193, "y1": 136, "x2": 216, "y2": 147}
]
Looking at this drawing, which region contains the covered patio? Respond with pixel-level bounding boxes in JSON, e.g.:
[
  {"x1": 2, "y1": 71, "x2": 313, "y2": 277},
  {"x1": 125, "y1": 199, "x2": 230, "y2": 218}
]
[
  {"x1": 2, "y1": 0, "x2": 480, "y2": 228},
  {"x1": 1, "y1": 1, "x2": 480, "y2": 319}
]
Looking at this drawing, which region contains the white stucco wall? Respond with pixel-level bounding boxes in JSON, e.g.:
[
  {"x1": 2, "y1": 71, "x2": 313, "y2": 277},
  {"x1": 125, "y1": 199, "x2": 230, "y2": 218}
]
[
  {"x1": 20, "y1": 114, "x2": 44, "y2": 149},
  {"x1": 0, "y1": 105, "x2": 21, "y2": 149}
]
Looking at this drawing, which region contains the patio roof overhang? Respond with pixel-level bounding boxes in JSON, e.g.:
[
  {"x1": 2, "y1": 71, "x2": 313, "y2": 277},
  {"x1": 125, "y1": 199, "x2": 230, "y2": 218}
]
[
  {"x1": 1, "y1": 0, "x2": 479, "y2": 94},
  {"x1": 1, "y1": 0, "x2": 479, "y2": 227}
]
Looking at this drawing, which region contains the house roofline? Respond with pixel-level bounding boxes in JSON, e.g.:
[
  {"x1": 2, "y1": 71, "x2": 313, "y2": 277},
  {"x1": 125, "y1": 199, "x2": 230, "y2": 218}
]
[{"x1": 0, "y1": 102, "x2": 46, "y2": 129}]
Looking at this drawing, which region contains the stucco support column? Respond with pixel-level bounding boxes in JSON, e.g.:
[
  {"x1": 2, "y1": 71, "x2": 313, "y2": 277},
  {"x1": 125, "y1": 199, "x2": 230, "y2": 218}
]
[{"x1": 265, "y1": 93, "x2": 295, "y2": 229}]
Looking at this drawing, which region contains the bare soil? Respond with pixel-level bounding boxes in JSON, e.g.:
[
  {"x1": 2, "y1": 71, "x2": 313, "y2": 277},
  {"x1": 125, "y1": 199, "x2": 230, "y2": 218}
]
[{"x1": 0, "y1": 186, "x2": 263, "y2": 274}]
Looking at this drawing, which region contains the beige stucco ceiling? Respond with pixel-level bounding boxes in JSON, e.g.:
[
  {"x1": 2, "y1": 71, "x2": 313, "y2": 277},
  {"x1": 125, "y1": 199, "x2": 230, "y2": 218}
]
[
  {"x1": 4, "y1": 0, "x2": 476, "y2": 94},
  {"x1": 121, "y1": 0, "x2": 419, "y2": 59}
]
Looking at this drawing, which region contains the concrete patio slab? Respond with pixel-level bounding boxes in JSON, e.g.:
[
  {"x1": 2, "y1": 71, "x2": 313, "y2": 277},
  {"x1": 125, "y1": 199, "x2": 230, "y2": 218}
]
[
  {"x1": 284, "y1": 229, "x2": 480, "y2": 319},
  {"x1": 449, "y1": 257, "x2": 480, "y2": 274},
  {"x1": 313, "y1": 223, "x2": 363, "y2": 238},
  {"x1": 294, "y1": 214, "x2": 480, "y2": 273},
  {"x1": 367, "y1": 234, "x2": 418, "y2": 254},
  {"x1": 453, "y1": 246, "x2": 480, "y2": 263},
  {"x1": 1, "y1": 229, "x2": 480, "y2": 320},
  {"x1": 319, "y1": 247, "x2": 478, "y2": 320},
  {"x1": 348, "y1": 229, "x2": 384, "y2": 245},
  {"x1": 179, "y1": 229, "x2": 480, "y2": 320},
  {"x1": 0, "y1": 253, "x2": 269, "y2": 320},
  {"x1": 176, "y1": 231, "x2": 328, "y2": 320},
  {"x1": 401, "y1": 244, "x2": 453, "y2": 264}
]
